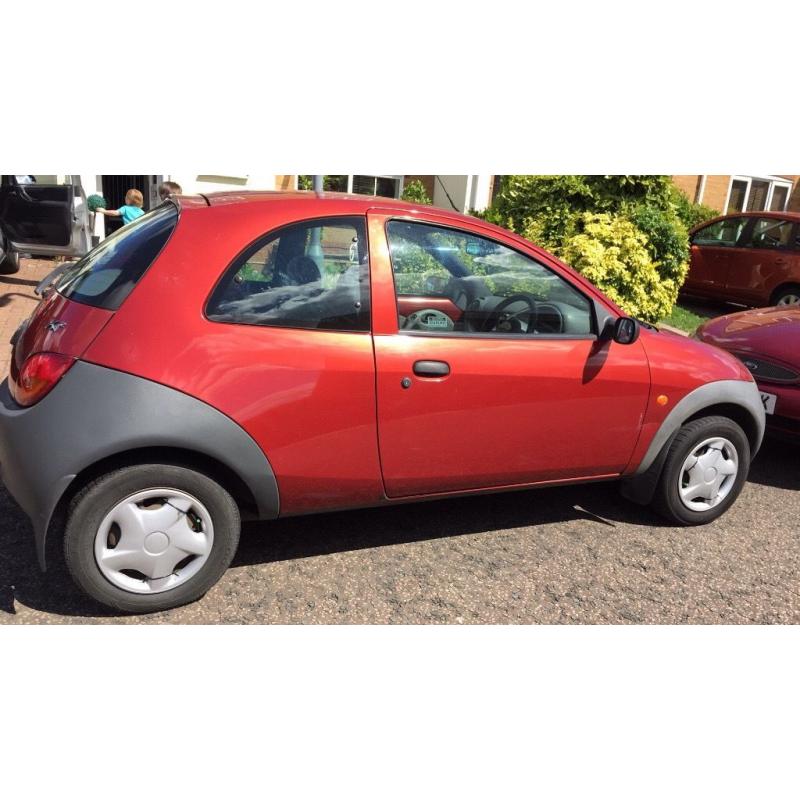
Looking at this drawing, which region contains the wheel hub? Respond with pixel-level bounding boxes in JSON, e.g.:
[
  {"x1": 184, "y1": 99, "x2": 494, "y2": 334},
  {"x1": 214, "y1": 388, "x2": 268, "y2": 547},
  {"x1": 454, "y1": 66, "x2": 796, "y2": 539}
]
[
  {"x1": 94, "y1": 488, "x2": 214, "y2": 594},
  {"x1": 677, "y1": 437, "x2": 739, "y2": 513},
  {"x1": 144, "y1": 531, "x2": 170, "y2": 555}
]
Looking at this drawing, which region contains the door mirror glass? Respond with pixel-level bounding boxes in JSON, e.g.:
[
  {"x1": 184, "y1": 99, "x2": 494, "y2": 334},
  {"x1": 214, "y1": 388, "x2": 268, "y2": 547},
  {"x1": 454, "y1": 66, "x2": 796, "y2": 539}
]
[{"x1": 613, "y1": 316, "x2": 640, "y2": 345}]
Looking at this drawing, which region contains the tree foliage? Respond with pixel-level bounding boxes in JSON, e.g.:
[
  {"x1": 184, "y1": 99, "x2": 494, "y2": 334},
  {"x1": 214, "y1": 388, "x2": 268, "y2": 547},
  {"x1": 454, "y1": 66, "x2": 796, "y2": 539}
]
[{"x1": 557, "y1": 213, "x2": 675, "y2": 323}]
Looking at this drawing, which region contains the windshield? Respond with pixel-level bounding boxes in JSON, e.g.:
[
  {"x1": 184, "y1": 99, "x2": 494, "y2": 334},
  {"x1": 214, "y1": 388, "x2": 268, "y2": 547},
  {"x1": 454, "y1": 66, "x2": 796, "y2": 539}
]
[{"x1": 57, "y1": 203, "x2": 178, "y2": 310}]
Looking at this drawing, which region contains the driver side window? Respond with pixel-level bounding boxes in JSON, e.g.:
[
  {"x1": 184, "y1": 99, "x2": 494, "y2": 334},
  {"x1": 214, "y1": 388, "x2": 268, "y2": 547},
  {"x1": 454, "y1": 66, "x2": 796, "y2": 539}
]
[{"x1": 386, "y1": 220, "x2": 594, "y2": 337}]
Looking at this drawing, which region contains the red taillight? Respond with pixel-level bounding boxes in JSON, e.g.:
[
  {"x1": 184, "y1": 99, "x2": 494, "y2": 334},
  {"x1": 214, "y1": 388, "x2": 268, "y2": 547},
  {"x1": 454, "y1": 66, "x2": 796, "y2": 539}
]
[{"x1": 9, "y1": 352, "x2": 76, "y2": 407}]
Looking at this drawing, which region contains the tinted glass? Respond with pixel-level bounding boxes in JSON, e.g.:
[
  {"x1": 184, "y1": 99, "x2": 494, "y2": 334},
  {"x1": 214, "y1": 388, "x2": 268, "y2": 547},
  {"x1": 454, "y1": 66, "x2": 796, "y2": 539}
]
[
  {"x1": 769, "y1": 185, "x2": 790, "y2": 211},
  {"x1": 692, "y1": 218, "x2": 747, "y2": 247},
  {"x1": 727, "y1": 179, "x2": 748, "y2": 213},
  {"x1": 746, "y1": 179, "x2": 770, "y2": 211},
  {"x1": 57, "y1": 203, "x2": 178, "y2": 310},
  {"x1": 386, "y1": 220, "x2": 593, "y2": 336},
  {"x1": 747, "y1": 218, "x2": 793, "y2": 249},
  {"x1": 207, "y1": 216, "x2": 370, "y2": 332}
]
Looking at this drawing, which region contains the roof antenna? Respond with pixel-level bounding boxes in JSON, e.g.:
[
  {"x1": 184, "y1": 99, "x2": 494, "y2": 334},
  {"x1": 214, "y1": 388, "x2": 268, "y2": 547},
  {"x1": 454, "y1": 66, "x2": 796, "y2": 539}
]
[{"x1": 435, "y1": 175, "x2": 460, "y2": 212}]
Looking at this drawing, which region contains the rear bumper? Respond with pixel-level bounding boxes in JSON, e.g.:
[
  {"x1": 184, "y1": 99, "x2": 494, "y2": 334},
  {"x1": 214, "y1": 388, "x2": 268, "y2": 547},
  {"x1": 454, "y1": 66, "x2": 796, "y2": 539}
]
[{"x1": 0, "y1": 379, "x2": 76, "y2": 568}]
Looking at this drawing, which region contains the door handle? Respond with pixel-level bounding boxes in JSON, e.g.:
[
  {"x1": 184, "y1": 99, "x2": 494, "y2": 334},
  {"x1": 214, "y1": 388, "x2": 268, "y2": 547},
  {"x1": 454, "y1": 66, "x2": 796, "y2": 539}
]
[{"x1": 413, "y1": 360, "x2": 450, "y2": 378}]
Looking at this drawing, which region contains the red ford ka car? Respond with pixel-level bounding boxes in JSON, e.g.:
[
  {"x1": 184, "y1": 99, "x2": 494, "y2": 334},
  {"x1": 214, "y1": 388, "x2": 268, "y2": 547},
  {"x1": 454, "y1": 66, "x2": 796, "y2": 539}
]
[
  {"x1": 0, "y1": 193, "x2": 765, "y2": 613},
  {"x1": 696, "y1": 305, "x2": 800, "y2": 439}
]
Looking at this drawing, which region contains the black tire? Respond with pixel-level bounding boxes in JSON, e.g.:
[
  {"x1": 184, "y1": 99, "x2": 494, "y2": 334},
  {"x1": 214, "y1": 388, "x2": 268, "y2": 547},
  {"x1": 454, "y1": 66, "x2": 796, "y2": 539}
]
[
  {"x1": 0, "y1": 247, "x2": 20, "y2": 275},
  {"x1": 770, "y1": 284, "x2": 800, "y2": 307},
  {"x1": 64, "y1": 464, "x2": 241, "y2": 614},
  {"x1": 652, "y1": 415, "x2": 750, "y2": 526}
]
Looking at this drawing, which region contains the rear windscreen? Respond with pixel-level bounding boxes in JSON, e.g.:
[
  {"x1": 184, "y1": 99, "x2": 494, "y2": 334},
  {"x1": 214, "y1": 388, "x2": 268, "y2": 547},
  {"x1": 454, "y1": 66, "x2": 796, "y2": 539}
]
[{"x1": 57, "y1": 203, "x2": 178, "y2": 310}]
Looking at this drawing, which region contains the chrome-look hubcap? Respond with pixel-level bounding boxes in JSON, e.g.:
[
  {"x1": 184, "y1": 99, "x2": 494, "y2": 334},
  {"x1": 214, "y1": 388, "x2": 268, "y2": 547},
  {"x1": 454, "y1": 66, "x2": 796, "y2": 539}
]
[
  {"x1": 94, "y1": 489, "x2": 214, "y2": 594},
  {"x1": 677, "y1": 437, "x2": 739, "y2": 512},
  {"x1": 776, "y1": 293, "x2": 800, "y2": 306}
]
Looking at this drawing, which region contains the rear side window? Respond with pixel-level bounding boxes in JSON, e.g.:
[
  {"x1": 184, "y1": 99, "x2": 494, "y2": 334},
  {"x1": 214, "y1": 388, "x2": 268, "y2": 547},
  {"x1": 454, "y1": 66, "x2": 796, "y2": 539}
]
[
  {"x1": 206, "y1": 216, "x2": 370, "y2": 332},
  {"x1": 691, "y1": 217, "x2": 747, "y2": 247},
  {"x1": 57, "y1": 203, "x2": 178, "y2": 310}
]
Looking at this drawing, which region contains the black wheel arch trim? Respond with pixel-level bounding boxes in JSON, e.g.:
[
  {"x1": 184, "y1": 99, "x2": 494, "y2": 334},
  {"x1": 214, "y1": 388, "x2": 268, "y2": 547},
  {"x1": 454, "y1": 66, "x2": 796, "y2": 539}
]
[
  {"x1": 0, "y1": 361, "x2": 280, "y2": 570},
  {"x1": 622, "y1": 379, "x2": 765, "y2": 505}
]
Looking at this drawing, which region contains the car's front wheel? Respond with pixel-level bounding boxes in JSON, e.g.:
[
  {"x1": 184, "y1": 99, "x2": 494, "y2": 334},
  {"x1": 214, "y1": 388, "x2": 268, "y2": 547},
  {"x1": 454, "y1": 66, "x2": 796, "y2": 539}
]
[
  {"x1": 64, "y1": 464, "x2": 241, "y2": 613},
  {"x1": 0, "y1": 240, "x2": 20, "y2": 274},
  {"x1": 652, "y1": 416, "x2": 750, "y2": 525}
]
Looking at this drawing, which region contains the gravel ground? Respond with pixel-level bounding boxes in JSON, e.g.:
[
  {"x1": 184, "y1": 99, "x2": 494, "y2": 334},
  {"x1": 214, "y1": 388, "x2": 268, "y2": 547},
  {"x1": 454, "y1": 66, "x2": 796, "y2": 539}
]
[{"x1": 1, "y1": 436, "x2": 797, "y2": 624}]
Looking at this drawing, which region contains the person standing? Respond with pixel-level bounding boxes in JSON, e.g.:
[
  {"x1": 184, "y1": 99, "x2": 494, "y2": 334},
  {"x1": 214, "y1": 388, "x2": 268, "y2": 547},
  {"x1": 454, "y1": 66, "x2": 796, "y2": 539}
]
[
  {"x1": 96, "y1": 189, "x2": 145, "y2": 225},
  {"x1": 158, "y1": 181, "x2": 182, "y2": 201}
]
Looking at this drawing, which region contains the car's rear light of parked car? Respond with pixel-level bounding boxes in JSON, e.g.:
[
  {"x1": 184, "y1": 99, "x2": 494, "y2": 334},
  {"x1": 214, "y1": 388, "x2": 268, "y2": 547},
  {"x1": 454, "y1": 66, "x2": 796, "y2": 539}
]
[{"x1": 9, "y1": 352, "x2": 76, "y2": 407}]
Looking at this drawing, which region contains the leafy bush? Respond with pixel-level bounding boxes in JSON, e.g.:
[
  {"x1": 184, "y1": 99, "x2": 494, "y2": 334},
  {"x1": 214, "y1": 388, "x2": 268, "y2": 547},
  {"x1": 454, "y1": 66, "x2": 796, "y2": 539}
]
[
  {"x1": 624, "y1": 202, "x2": 689, "y2": 288},
  {"x1": 490, "y1": 175, "x2": 594, "y2": 241},
  {"x1": 669, "y1": 184, "x2": 719, "y2": 230},
  {"x1": 401, "y1": 179, "x2": 432, "y2": 205},
  {"x1": 557, "y1": 213, "x2": 675, "y2": 323},
  {"x1": 486, "y1": 175, "x2": 711, "y2": 321}
]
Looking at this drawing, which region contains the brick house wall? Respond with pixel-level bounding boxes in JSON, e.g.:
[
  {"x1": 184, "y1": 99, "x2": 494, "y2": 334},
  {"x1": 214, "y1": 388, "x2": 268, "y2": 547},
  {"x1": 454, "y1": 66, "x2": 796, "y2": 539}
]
[
  {"x1": 672, "y1": 174, "x2": 800, "y2": 213},
  {"x1": 672, "y1": 175, "x2": 702, "y2": 203},
  {"x1": 274, "y1": 175, "x2": 297, "y2": 191}
]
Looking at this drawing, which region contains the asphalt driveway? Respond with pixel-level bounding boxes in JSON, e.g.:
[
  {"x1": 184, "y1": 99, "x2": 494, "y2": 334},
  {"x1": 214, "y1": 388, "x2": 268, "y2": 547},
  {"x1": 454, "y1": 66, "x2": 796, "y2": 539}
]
[{"x1": 1, "y1": 435, "x2": 797, "y2": 624}]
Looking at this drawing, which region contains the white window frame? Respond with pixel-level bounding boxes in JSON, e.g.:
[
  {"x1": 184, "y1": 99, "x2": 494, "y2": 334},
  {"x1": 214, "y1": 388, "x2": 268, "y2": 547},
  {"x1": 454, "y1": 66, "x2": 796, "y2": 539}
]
[
  {"x1": 346, "y1": 175, "x2": 404, "y2": 198},
  {"x1": 724, "y1": 175, "x2": 793, "y2": 214}
]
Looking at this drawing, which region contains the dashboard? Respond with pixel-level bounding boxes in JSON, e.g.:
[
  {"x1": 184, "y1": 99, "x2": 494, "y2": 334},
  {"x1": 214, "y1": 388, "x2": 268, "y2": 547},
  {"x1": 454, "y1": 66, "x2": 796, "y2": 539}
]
[{"x1": 398, "y1": 279, "x2": 593, "y2": 336}]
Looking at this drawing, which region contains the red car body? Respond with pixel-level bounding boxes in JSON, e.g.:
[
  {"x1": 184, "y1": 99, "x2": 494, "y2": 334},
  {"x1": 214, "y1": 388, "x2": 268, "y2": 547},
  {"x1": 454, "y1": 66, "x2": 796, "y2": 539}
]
[
  {"x1": 684, "y1": 211, "x2": 800, "y2": 308},
  {"x1": 0, "y1": 192, "x2": 768, "y2": 610},
  {"x1": 696, "y1": 305, "x2": 800, "y2": 437}
]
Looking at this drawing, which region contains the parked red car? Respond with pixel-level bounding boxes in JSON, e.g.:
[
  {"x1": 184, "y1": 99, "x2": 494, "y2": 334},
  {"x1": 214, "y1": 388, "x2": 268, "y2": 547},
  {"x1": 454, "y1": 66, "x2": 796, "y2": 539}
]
[
  {"x1": 684, "y1": 211, "x2": 800, "y2": 307},
  {"x1": 696, "y1": 305, "x2": 800, "y2": 438},
  {"x1": 0, "y1": 193, "x2": 765, "y2": 612}
]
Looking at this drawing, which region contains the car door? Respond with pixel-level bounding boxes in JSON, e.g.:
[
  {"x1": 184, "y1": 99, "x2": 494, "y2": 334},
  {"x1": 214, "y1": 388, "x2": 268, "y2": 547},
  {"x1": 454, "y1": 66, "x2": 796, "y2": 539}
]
[
  {"x1": 0, "y1": 175, "x2": 90, "y2": 260},
  {"x1": 368, "y1": 211, "x2": 652, "y2": 498},
  {"x1": 685, "y1": 216, "x2": 749, "y2": 297},
  {"x1": 724, "y1": 216, "x2": 796, "y2": 305}
]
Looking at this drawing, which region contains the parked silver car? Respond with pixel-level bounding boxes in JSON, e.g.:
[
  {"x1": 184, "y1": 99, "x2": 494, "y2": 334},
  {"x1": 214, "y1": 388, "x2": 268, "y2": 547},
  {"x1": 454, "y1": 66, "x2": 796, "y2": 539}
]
[{"x1": 0, "y1": 175, "x2": 91, "y2": 274}]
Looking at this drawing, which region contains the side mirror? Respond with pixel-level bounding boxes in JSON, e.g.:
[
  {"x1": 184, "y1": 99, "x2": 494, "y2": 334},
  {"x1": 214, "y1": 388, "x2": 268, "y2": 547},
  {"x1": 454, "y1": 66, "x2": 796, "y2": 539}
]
[{"x1": 613, "y1": 316, "x2": 640, "y2": 345}]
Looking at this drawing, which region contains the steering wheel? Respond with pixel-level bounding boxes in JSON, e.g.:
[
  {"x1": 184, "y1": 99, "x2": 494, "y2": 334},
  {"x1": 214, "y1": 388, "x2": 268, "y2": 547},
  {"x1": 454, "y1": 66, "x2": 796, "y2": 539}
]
[
  {"x1": 404, "y1": 308, "x2": 455, "y2": 332},
  {"x1": 481, "y1": 294, "x2": 537, "y2": 333}
]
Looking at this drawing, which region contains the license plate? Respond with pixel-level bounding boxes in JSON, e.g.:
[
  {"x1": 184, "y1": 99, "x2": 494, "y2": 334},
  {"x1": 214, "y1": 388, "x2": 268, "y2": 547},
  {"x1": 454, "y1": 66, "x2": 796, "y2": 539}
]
[{"x1": 760, "y1": 392, "x2": 777, "y2": 415}]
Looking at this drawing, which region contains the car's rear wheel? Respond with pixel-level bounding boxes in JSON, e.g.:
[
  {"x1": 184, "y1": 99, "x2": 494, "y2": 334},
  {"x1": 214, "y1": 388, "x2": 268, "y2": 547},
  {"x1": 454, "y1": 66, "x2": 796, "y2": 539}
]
[
  {"x1": 64, "y1": 464, "x2": 241, "y2": 613},
  {"x1": 652, "y1": 416, "x2": 750, "y2": 525},
  {"x1": 771, "y1": 284, "x2": 800, "y2": 307}
]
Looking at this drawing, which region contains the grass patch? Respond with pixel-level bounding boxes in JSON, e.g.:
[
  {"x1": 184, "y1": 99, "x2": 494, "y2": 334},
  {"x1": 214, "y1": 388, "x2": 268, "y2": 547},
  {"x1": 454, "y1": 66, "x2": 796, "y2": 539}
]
[{"x1": 659, "y1": 303, "x2": 716, "y2": 334}]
